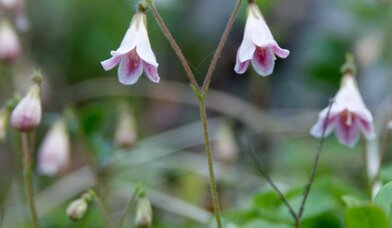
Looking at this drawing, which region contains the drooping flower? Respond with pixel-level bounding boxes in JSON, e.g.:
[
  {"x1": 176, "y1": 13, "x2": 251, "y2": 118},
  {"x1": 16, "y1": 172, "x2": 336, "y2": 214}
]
[
  {"x1": 235, "y1": 2, "x2": 289, "y2": 76},
  {"x1": 11, "y1": 74, "x2": 42, "y2": 132},
  {"x1": 101, "y1": 9, "x2": 159, "y2": 85},
  {"x1": 37, "y1": 120, "x2": 70, "y2": 176},
  {"x1": 0, "y1": 19, "x2": 21, "y2": 63},
  {"x1": 311, "y1": 66, "x2": 375, "y2": 148}
]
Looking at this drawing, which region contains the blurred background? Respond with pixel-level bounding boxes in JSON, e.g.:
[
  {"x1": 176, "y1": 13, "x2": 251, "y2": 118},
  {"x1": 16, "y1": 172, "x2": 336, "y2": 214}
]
[{"x1": 0, "y1": 0, "x2": 392, "y2": 227}]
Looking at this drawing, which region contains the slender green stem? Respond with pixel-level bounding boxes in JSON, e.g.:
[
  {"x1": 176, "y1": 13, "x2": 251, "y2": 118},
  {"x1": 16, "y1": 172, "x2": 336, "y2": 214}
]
[
  {"x1": 92, "y1": 190, "x2": 114, "y2": 228},
  {"x1": 201, "y1": 0, "x2": 243, "y2": 93},
  {"x1": 360, "y1": 137, "x2": 372, "y2": 200},
  {"x1": 297, "y1": 99, "x2": 334, "y2": 222},
  {"x1": 148, "y1": 2, "x2": 200, "y2": 91},
  {"x1": 197, "y1": 97, "x2": 222, "y2": 228},
  {"x1": 21, "y1": 133, "x2": 40, "y2": 228},
  {"x1": 118, "y1": 189, "x2": 138, "y2": 228}
]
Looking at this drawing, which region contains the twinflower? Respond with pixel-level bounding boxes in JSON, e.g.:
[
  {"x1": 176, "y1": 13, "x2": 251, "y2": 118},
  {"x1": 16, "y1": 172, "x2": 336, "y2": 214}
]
[
  {"x1": 311, "y1": 61, "x2": 375, "y2": 148},
  {"x1": 37, "y1": 120, "x2": 70, "y2": 176},
  {"x1": 235, "y1": 2, "x2": 289, "y2": 76},
  {"x1": 101, "y1": 6, "x2": 159, "y2": 85}
]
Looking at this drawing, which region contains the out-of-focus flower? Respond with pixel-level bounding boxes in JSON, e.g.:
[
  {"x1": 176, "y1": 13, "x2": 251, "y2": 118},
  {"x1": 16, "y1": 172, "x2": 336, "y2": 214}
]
[
  {"x1": 235, "y1": 2, "x2": 289, "y2": 76},
  {"x1": 67, "y1": 198, "x2": 88, "y2": 221},
  {"x1": 0, "y1": 20, "x2": 21, "y2": 63},
  {"x1": 0, "y1": 0, "x2": 22, "y2": 10},
  {"x1": 11, "y1": 74, "x2": 42, "y2": 132},
  {"x1": 388, "y1": 121, "x2": 392, "y2": 130},
  {"x1": 311, "y1": 65, "x2": 375, "y2": 148},
  {"x1": 114, "y1": 105, "x2": 137, "y2": 149},
  {"x1": 135, "y1": 194, "x2": 153, "y2": 228},
  {"x1": 214, "y1": 122, "x2": 238, "y2": 164},
  {"x1": 37, "y1": 120, "x2": 70, "y2": 176},
  {"x1": 101, "y1": 8, "x2": 159, "y2": 85},
  {"x1": 0, "y1": 108, "x2": 9, "y2": 141}
]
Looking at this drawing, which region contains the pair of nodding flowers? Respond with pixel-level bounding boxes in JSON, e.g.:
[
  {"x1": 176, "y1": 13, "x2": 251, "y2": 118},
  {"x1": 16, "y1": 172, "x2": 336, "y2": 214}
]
[
  {"x1": 10, "y1": 74, "x2": 69, "y2": 176},
  {"x1": 101, "y1": 2, "x2": 375, "y2": 148},
  {"x1": 100, "y1": 2, "x2": 289, "y2": 85}
]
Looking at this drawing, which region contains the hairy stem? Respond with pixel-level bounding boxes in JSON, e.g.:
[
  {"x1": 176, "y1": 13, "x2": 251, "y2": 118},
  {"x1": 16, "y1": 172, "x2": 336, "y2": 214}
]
[
  {"x1": 201, "y1": 0, "x2": 243, "y2": 93},
  {"x1": 197, "y1": 98, "x2": 222, "y2": 228},
  {"x1": 21, "y1": 133, "x2": 40, "y2": 228},
  {"x1": 297, "y1": 99, "x2": 335, "y2": 221},
  {"x1": 242, "y1": 137, "x2": 298, "y2": 223},
  {"x1": 118, "y1": 189, "x2": 138, "y2": 228},
  {"x1": 148, "y1": 2, "x2": 200, "y2": 91}
]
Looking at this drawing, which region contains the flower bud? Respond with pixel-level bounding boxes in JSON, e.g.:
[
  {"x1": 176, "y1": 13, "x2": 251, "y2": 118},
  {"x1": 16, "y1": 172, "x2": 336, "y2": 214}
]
[
  {"x1": 135, "y1": 195, "x2": 153, "y2": 228},
  {"x1": 114, "y1": 105, "x2": 137, "y2": 149},
  {"x1": 37, "y1": 119, "x2": 69, "y2": 176},
  {"x1": 66, "y1": 198, "x2": 88, "y2": 221},
  {"x1": 0, "y1": 20, "x2": 21, "y2": 63},
  {"x1": 214, "y1": 122, "x2": 238, "y2": 165},
  {"x1": 11, "y1": 74, "x2": 42, "y2": 132}
]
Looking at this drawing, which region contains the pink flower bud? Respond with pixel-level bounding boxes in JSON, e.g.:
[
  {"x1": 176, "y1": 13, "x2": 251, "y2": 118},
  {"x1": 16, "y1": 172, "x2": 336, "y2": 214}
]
[
  {"x1": 0, "y1": 20, "x2": 21, "y2": 63},
  {"x1": 37, "y1": 120, "x2": 69, "y2": 176},
  {"x1": 11, "y1": 82, "x2": 41, "y2": 132},
  {"x1": 114, "y1": 105, "x2": 137, "y2": 149}
]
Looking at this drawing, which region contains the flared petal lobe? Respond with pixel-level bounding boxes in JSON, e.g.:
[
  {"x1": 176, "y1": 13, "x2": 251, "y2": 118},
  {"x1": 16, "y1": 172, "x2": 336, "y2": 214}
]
[
  {"x1": 118, "y1": 50, "x2": 143, "y2": 85},
  {"x1": 251, "y1": 47, "x2": 275, "y2": 76}
]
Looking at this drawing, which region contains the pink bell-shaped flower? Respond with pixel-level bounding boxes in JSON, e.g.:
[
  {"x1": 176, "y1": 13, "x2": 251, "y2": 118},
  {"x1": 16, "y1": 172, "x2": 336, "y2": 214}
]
[
  {"x1": 101, "y1": 9, "x2": 159, "y2": 85},
  {"x1": 311, "y1": 65, "x2": 375, "y2": 148},
  {"x1": 235, "y1": 2, "x2": 289, "y2": 76},
  {"x1": 37, "y1": 120, "x2": 70, "y2": 176}
]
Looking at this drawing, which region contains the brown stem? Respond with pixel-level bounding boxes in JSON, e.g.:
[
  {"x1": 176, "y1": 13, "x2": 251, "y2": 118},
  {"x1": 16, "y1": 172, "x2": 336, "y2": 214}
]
[
  {"x1": 201, "y1": 0, "x2": 243, "y2": 93},
  {"x1": 92, "y1": 190, "x2": 114, "y2": 228},
  {"x1": 148, "y1": 2, "x2": 200, "y2": 92}
]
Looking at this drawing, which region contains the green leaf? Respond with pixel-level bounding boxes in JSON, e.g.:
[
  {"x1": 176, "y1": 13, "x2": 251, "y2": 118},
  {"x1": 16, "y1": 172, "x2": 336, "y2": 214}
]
[
  {"x1": 345, "y1": 204, "x2": 388, "y2": 228},
  {"x1": 374, "y1": 182, "x2": 392, "y2": 216},
  {"x1": 342, "y1": 195, "x2": 364, "y2": 207}
]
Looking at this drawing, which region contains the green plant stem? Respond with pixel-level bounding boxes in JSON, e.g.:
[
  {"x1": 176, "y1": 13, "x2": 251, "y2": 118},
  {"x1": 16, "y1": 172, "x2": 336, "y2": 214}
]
[
  {"x1": 197, "y1": 97, "x2": 222, "y2": 228},
  {"x1": 360, "y1": 137, "x2": 372, "y2": 200},
  {"x1": 118, "y1": 189, "x2": 138, "y2": 228},
  {"x1": 297, "y1": 99, "x2": 335, "y2": 224},
  {"x1": 201, "y1": 0, "x2": 243, "y2": 93},
  {"x1": 21, "y1": 133, "x2": 40, "y2": 228},
  {"x1": 92, "y1": 190, "x2": 114, "y2": 228}
]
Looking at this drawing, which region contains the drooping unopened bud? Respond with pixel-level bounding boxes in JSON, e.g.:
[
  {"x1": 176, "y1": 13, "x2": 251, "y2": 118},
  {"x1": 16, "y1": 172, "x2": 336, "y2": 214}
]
[
  {"x1": 11, "y1": 73, "x2": 42, "y2": 132},
  {"x1": 66, "y1": 198, "x2": 88, "y2": 221},
  {"x1": 214, "y1": 121, "x2": 238, "y2": 164},
  {"x1": 0, "y1": 19, "x2": 21, "y2": 63},
  {"x1": 135, "y1": 194, "x2": 153, "y2": 228},
  {"x1": 37, "y1": 119, "x2": 70, "y2": 176},
  {"x1": 114, "y1": 105, "x2": 137, "y2": 149},
  {"x1": 0, "y1": 108, "x2": 9, "y2": 141}
]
